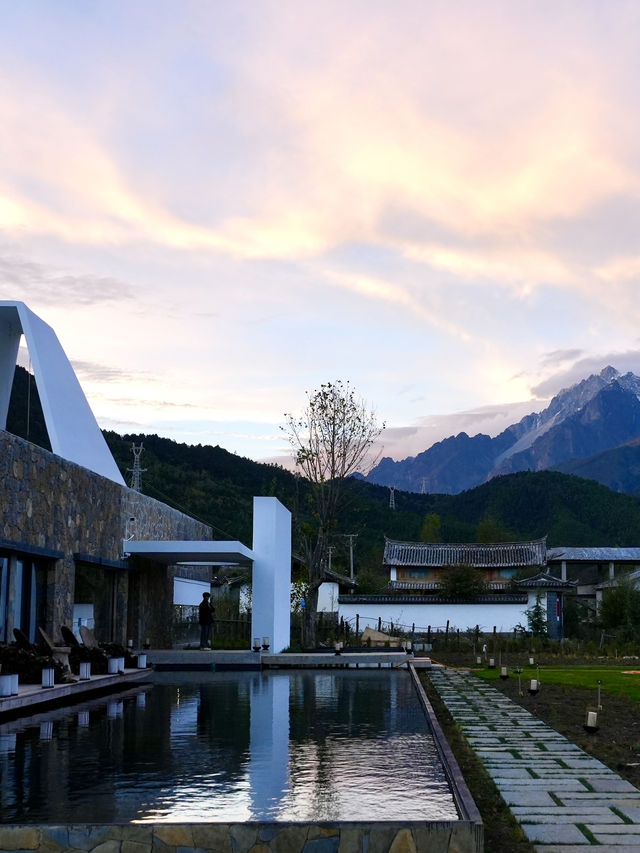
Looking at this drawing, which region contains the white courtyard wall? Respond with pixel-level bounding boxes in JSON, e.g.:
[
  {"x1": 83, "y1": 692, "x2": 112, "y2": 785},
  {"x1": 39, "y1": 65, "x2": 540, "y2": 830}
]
[{"x1": 337, "y1": 600, "x2": 528, "y2": 635}]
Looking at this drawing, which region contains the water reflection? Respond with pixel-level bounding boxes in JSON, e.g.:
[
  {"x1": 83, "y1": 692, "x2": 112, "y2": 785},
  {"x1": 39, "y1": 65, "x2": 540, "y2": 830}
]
[{"x1": 0, "y1": 671, "x2": 456, "y2": 823}]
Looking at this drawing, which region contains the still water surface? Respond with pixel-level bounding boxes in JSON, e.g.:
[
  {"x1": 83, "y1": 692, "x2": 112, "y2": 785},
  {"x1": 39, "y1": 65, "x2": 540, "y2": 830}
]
[{"x1": 0, "y1": 670, "x2": 457, "y2": 823}]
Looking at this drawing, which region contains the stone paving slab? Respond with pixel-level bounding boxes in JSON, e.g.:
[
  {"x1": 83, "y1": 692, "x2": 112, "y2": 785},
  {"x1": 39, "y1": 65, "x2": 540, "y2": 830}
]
[{"x1": 428, "y1": 669, "x2": 640, "y2": 852}]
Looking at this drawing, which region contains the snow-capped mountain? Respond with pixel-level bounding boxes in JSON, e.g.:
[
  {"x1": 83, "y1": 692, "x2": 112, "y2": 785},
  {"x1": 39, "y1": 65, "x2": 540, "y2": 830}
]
[{"x1": 365, "y1": 367, "x2": 640, "y2": 494}]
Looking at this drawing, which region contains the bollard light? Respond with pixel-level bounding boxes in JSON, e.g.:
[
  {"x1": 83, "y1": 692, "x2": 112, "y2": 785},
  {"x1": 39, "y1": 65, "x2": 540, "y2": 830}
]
[
  {"x1": 584, "y1": 708, "x2": 599, "y2": 733},
  {"x1": 334, "y1": 641, "x2": 343, "y2": 656},
  {"x1": 107, "y1": 657, "x2": 119, "y2": 674},
  {"x1": 488, "y1": 658, "x2": 496, "y2": 669},
  {"x1": 79, "y1": 661, "x2": 91, "y2": 680},
  {"x1": 252, "y1": 637, "x2": 261, "y2": 652},
  {"x1": 528, "y1": 678, "x2": 539, "y2": 696},
  {"x1": 476, "y1": 656, "x2": 482, "y2": 665},
  {"x1": 500, "y1": 666, "x2": 508, "y2": 680},
  {"x1": 0, "y1": 674, "x2": 12, "y2": 697},
  {"x1": 136, "y1": 654, "x2": 147, "y2": 669},
  {"x1": 529, "y1": 657, "x2": 535, "y2": 666},
  {"x1": 405, "y1": 641, "x2": 413, "y2": 655},
  {"x1": 262, "y1": 636, "x2": 270, "y2": 651},
  {"x1": 42, "y1": 667, "x2": 55, "y2": 689}
]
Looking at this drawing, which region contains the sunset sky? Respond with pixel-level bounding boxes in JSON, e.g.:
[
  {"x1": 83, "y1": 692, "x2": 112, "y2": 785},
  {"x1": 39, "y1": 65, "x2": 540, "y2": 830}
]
[{"x1": 2, "y1": 1, "x2": 640, "y2": 464}]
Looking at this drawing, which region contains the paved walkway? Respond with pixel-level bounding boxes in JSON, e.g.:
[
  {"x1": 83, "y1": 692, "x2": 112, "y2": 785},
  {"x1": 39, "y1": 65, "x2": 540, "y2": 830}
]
[{"x1": 429, "y1": 668, "x2": 640, "y2": 852}]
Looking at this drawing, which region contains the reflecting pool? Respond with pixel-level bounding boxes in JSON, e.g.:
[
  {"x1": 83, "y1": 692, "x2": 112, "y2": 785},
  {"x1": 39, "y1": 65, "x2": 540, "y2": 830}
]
[{"x1": 0, "y1": 670, "x2": 457, "y2": 823}]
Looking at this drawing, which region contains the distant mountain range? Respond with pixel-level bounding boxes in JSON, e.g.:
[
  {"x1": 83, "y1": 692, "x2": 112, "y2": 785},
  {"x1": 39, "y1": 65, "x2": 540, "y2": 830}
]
[
  {"x1": 366, "y1": 367, "x2": 640, "y2": 496},
  {"x1": 8, "y1": 364, "x2": 640, "y2": 555}
]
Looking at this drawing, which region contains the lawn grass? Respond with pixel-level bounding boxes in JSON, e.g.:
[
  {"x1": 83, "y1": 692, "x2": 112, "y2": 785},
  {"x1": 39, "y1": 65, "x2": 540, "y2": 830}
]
[{"x1": 475, "y1": 664, "x2": 640, "y2": 701}]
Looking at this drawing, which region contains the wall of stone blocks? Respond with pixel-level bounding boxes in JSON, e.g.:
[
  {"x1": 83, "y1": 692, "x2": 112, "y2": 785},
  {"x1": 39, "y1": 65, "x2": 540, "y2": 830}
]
[
  {"x1": 0, "y1": 430, "x2": 213, "y2": 647},
  {"x1": 0, "y1": 821, "x2": 483, "y2": 853}
]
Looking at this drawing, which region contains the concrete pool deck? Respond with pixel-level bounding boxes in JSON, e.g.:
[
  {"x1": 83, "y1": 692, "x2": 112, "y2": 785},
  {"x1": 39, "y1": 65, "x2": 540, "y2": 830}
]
[
  {"x1": 428, "y1": 667, "x2": 640, "y2": 852},
  {"x1": 0, "y1": 666, "x2": 152, "y2": 718},
  {"x1": 147, "y1": 647, "x2": 431, "y2": 670}
]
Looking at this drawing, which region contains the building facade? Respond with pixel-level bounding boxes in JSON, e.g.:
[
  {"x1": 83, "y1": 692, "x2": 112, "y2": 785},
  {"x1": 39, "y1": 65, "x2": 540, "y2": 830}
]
[{"x1": 1, "y1": 429, "x2": 213, "y2": 648}]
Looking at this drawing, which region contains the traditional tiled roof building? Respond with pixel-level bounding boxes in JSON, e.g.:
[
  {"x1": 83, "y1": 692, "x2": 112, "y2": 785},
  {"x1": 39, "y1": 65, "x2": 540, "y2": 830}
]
[{"x1": 384, "y1": 537, "x2": 547, "y2": 592}]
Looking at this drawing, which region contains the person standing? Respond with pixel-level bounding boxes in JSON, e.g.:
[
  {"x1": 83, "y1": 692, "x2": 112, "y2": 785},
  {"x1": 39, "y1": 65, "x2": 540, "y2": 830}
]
[{"x1": 198, "y1": 592, "x2": 214, "y2": 649}]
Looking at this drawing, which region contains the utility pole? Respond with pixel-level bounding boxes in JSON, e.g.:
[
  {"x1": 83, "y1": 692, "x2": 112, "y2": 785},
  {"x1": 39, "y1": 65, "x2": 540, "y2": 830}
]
[
  {"x1": 346, "y1": 533, "x2": 358, "y2": 581},
  {"x1": 389, "y1": 486, "x2": 396, "y2": 510}
]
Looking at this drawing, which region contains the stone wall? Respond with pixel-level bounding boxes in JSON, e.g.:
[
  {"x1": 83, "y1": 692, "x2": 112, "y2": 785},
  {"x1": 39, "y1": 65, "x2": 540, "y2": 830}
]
[
  {"x1": 0, "y1": 430, "x2": 213, "y2": 647},
  {"x1": 0, "y1": 821, "x2": 482, "y2": 853}
]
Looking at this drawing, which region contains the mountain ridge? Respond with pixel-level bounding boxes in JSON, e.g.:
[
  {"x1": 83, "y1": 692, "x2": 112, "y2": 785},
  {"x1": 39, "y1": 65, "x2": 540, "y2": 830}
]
[{"x1": 366, "y1": 367, "x2": 640, "y2": 495}]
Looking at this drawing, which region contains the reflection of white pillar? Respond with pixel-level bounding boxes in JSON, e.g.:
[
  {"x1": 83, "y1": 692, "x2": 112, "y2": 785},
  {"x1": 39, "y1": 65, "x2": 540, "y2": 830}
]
[
  {"x1": 252, "y1": 497, "x2": 291, "y2": 653},
  {"x1": 249, "y1": 673, "x2": 290, "y2": 819}
]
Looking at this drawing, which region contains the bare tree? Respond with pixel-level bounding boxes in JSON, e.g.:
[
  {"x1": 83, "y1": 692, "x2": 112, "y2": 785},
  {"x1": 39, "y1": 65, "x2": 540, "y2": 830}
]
[{"x1": 283, "y1": 381, "x2": 384, "y2": 647}]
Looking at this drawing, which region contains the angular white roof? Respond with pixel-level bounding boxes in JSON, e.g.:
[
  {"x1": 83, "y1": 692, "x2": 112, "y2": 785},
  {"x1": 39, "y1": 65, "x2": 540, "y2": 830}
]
[{"x1": 0, "y1": 301, "x2": 125, "y2": 484}]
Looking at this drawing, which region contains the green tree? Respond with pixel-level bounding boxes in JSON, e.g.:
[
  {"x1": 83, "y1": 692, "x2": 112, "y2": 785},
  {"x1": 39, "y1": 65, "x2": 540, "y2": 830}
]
[
  {"x1": 600, "y1": 575, "x2": 640, "y2": 641},
  {"x1": 525, "y1": 593, "x2": 548, "y2": 637},
  {"x1": 420, "y1": 513, "x2": 443, "y2": 542},
  {"x1": 439, "y1": 564, "x2": 486, "y2": 601},
  {"x1": 283, "y1": 381, "x2": 384, "y2": 647},
  {"x1": 476, "y1": 513, "x2": 512, "y2": 543}
]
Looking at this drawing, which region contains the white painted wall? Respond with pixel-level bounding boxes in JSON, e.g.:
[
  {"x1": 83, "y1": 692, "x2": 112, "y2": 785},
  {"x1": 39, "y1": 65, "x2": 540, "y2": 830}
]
[
  {"x1": 251, "y1": 497, "x2": 291, "y2": 653},
  {"x1": 338, "y1": 600, "x2": 528, "y2": 634},
  {"x1": 173, "y1": 577, "x2": 209, "y2": 605},
  {"x1": 318, "y1": 581, "x2": 339, "y2": 613}
]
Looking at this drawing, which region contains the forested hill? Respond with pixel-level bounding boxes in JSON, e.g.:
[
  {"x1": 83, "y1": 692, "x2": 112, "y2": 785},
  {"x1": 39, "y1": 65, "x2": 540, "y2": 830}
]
[{"x1": 7, "y1": 365, "x2": 640, "y2": 578}]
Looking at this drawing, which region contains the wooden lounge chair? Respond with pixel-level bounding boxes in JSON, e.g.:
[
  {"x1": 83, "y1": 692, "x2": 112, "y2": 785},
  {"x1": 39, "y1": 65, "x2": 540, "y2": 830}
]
[
  {"x1": 60, "y1": 625, "x2": 80, "y2": 647},
  {"x1": 38, "y1": 627, "x2": 72, "y2": 671}
]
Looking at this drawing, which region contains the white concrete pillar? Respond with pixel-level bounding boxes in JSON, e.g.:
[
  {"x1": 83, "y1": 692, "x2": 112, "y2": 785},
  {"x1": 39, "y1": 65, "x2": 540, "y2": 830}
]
[{"x1": 251, "y1": 497, "x2": 291, "y2": 654}]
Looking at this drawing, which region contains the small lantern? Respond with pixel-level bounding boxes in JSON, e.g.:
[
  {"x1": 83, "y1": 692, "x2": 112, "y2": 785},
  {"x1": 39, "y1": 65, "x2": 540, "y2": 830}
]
[
  {"x1": 107, "y1": 657, "x2": 119, "y2": 674},
  {"x1": 136, "y1": 654, "x2": 147, "y2": 669},
  {"x1": 528, "y1": 678, "x2": 539, "y2": 695},
  {"x1": 584, "y1": 708, "x2": 599, "y2": 733},
  {"x1": 476, "y1": 655, "x2": 482, "y2": 665},
  {"x1": 405, "y1": 641, "x2": 413, "y2": 655},
  {"x1": 143, "y1": 638, "x2": 150, "y2": 650},
  {"x1": 500, "y1": 666, "x2": 508, "y2": 680},
  {"x1": 488, "y1": 658, "x2": 496, "y2": 669},
  {"x1": 127, "y1": 639, "x2": 134, "y2": 649},
  {"x1": 79, "y1": 661, "x2": 91, "y2": 680},
  {"x1": 529, "y1": 657, "x2": 535, "y2": 666},
  {"x1": 252, "y1": 637, "x2": 261, "y2": 652},
  {"x1": 334, "y1": 641, "x2": 342, "y2": 656},
  {"x1": 262, "y1": 636, "x2": 270, "y2": 651},
  {"x1": 0, "y1": 674, "x2": 12, "y2": 697},
  {"x1": 42, "y1": 667, "x2": 55, "y2": 689}
]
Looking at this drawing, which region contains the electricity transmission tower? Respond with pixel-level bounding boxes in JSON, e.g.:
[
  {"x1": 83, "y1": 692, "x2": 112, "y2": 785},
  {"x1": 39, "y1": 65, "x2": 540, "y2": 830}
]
[{"x1": 127, "y1": 443, "x2": 147, "y2": 492}]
